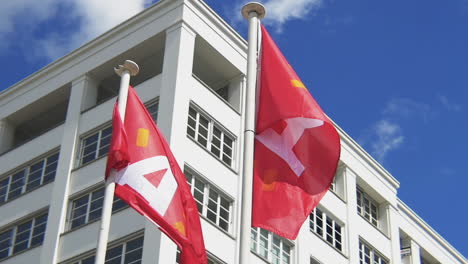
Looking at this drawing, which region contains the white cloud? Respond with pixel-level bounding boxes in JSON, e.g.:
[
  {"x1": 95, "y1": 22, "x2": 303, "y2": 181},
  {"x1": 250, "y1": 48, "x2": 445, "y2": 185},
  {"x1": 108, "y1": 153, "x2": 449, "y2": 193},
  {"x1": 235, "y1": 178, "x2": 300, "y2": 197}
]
[
  {"x1": 437, "y1": 95, "x2": 462, "y2": 112},
  {"x1": 1, "y1": 0, "x2": 149, "y2": 60},
  {"x1": 0, "y1": 0, "x2": 59, "y2": 35},
  {"x1": 262, "y1": 0, "x2": 323, "y2": 31},
  {"x1": 234, "y1": 0, "x2": 324, "y2": 32},
  {"x1": 383, "y1": 97, "x2": 432, "y2": 122},
  {"x1": 370, "y1": 120, "x2": 404, "y2": 162}
]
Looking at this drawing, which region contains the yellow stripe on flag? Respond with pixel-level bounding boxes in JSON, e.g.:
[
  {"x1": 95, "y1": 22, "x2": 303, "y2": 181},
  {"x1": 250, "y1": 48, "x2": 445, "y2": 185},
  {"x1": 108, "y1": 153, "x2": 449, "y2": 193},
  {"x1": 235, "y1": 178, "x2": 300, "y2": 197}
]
[
  {"x1": 174, "y1": 222, "x2": 186, "y2": 236},
  {"x1": 291, "y1": 79, "x2": 306, "y2": 89},
  {"x1": 136, "y1": 128, "x2": 149, "y2": 147},
  {"x1": 262, "y1": 168, "x2": 278, "y2": 191}
]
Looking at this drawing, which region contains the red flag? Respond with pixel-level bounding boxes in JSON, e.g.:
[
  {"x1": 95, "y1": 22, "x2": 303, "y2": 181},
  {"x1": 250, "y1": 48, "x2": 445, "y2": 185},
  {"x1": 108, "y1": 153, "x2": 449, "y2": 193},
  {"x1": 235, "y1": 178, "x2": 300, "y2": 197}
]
[
  {"x1": 252, "y1": 25, "x2": 341, "y2": 239},
  {"x1": 106, "y1": 86, "x2": 207, "y2": 264}
]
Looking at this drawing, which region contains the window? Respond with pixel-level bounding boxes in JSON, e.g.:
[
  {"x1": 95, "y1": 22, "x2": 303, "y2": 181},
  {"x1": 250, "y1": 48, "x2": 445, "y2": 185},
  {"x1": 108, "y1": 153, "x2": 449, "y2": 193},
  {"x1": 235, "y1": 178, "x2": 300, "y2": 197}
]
[
  {"x1": 186, "y1": 106, "x2": 235, "y2": 167},
  {"x1": 356, "y1": 188, "x2": 379, "y2": 227},
  {"x1": 0, "y1": 212, "x2": 48, "y2": 261},
  {"x1": 309, "y1": 208, "x2": 343, "y2": 251},
  {"x1": 78, "y1": 101, "x2": 158, "y2": 167},
  {"x1": 79, "y1": 126, "x2": 112, "y2": 166},
  {"x1": 359, "y1": 240, "x2": 388, "y2": 264},
  {"x1": 310, "y1": 258, "x2": 322, "y2": 264},
  {"x1": 67, "y1": 235, "x2": 143, "y2": 264},
  {"x1": 0, "y1": 152, "x2": 59, "y2": 204},
  {"x1": 251, "y1": 227, "x2": 292, "y2": 264},
  {"x1": 329, "y1": 176, "x2": 336, "y2": 192},
  {"x1": 146, "y1": 100, "x2": 159, "y2": 123},
  {"x1": 69, "y1": 187, "x2": 127, "y2": 229},
  {"x1": 184, "y1": 169, "x2": 232, "y2": 232},
  {"x1": 176, "y1": 249, "x2": 226, "y2": 264}
]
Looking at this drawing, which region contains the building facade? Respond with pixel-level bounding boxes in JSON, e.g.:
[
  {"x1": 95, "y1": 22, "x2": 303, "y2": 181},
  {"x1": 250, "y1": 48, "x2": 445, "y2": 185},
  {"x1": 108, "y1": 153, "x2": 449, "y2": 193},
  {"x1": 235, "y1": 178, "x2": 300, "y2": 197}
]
[{"x1": 0, "y1": 0, "x2": 466, "y2": 263}]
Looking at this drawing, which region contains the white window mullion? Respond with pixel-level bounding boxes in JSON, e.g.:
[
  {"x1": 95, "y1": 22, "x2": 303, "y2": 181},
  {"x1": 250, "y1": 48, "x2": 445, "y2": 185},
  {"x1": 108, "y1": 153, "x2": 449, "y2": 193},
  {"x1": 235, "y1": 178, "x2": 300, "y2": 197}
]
[
  {"x1": 120, "y1": 242, "x2": 126, "y2": 264},
  {"x1": 202, "y1": 184, "x2": 209, "y2": 217},
  {"x1": 85, "y1": 193, "x2": 92, "y2": 224},
  {"x1": 4, "y1": 176, "x2": 11, "y2": 202},
  {"x1": 207, "y1": 121, "x2": 213, "y2": 152},
  {"x1": 268, "y1": 232, "x2": 273, "y2": 262},
  {"x1": 39, "y1": 158, "x2": 47, "y2": 185},
  {"x1": 27, "y1": 218, "x2": 35, "y2": 248},
  {"x1": 95, "y1": 131, "x2": 103, "y2": 160},
  {"x1": 228, "y1": 203, "x2": 232, "y2": 233},
  {"x1": 321, "y1": 211, "x2": 326, "y2": 240},
  {"x1": 195, "y1": 112, "x2": 201, "y2": 142},
  {"x1": 219, "y1": 131, "x2": 225, "y2": 160}
]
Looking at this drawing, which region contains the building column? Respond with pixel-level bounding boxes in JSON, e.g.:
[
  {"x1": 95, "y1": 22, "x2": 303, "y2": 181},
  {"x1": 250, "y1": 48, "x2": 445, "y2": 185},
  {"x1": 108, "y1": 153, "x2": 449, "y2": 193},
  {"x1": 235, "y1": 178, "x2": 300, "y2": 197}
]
[
  {"x1": 386, "y1": 203, "x2": 402, "y2": 264},
  {"x1": 344, "y1": 167, "x2": 360, "y2": 263},
  {"x1": 410, "y1": 240, "x2": 422, "y2": 264},
  {"x1": 80, "y1": 74, "x2": 98, "y2": 111},
  {"x1": 0, "y1": 119, "x2": 14, "y2": 154},
  {"x1": 140, "y1": 21, "x2": 196, "y2": 264},
  {"x1": 40, "y1": 75, "x2": 88, "y2": 264}
]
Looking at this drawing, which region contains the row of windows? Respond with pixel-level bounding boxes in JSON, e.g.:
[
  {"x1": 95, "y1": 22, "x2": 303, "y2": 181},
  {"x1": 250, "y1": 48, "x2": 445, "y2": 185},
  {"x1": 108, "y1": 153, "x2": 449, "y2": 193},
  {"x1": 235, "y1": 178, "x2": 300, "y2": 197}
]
[
  {"x1": 0, "y1": 212, "x2": 48, "y2": 261},
  {"x1": 309, "y1": 208, "x2": 343, "y2": 251},
  {"x1": 251, "y1": 227, "x2": 292, "y2": 264},
  {"x1": 0, "y1": 152, "x2": 59, "y2": 204},
  {"x1": 67, "y1": 235, "x2": 143, "y2": 264},
  {"x1": 184, "y1": 169, "x2": 232, "y2": 232}
]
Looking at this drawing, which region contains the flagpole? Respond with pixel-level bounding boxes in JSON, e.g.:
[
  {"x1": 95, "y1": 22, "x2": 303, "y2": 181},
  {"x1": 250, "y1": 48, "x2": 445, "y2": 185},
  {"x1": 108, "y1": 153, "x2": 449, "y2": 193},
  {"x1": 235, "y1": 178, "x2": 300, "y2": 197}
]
[
  {"x1": 239, "y1": 3, "x2": 265, "y2": 263},
  {"x1": 95, "y1": 60, "x2": 139, "y2": 264}
]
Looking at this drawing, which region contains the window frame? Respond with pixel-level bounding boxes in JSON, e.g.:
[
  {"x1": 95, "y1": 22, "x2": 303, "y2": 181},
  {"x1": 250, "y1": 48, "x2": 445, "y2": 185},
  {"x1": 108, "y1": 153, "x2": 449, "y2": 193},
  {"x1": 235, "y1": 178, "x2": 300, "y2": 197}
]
[
  {"x1": 184, "y1": 167, "x2": 233, "y2": 233},
  {"x1": 62, "y1": 233, "x2": 144, "y2": 264},
  {"x1": 186, "y1": 104, "x2": 236, "y2": 169},
  {"x1": 250, "y1": 227, "x2": 293, "y2": 264},
  {"x1": 0, "y1": 151, "x2": 59, "y2": 205},
  {"x1": 0, "y1": 211, "x2": 48, "y2": 261},
  {"x1": 356, "y1": 187, "x2": 379, "y2": 228},
  {"x1": 309, "y1": 207, "x2": 343, "y2": 252},
  {"x1": 359, "y1": 239, "x2": 388, "y2": 264},
  {"x1": 76, "y1": 99, "x2": 159, "y2": 168},
  {"x1": 67, "y1": 186, "x2": 128, "y2": 230}
]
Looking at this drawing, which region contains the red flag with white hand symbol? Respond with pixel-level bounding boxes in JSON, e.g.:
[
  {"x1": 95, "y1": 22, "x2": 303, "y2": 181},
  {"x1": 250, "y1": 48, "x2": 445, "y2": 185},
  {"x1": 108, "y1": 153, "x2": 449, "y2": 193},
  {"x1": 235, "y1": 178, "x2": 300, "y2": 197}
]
[
  {"x1": 252, "y1": 26, "x2": 341, "y2": 239},
  {"x1": 106, "y1": 86, "x2": 207, "y2": 264}
]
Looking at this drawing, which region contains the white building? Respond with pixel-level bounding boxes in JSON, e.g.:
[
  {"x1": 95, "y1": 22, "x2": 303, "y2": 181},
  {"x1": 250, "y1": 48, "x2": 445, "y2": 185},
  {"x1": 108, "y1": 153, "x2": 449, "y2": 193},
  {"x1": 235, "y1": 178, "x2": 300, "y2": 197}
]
[{"x1": 0, "y1": 0, "x2": 466, "y2": 264}]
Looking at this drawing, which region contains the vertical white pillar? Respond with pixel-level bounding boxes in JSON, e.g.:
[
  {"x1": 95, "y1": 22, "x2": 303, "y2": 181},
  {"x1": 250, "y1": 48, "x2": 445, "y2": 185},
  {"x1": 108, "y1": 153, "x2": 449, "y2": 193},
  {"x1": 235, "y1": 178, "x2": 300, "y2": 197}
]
[
  {"x1": 80, "y1": 74, "x2": 99, "y2": 112},
  {"x1": 0, "y1": 119, "x2": 14, "y2": 154},
  {"x1": 39, "y1": 76, "x2": 88, "y2": 264},
  {"x1": 345, "y1": 168, "x2": 360, "y2": 263},
  {"x1": 141, "y1": 21, "x2": 196, "y2": 264},
  {"x1": 387, "y1": 203, "x2": 403, "y2": 264},
  {"x1": 410, "y1": 239, "x2": 422, "y2": 264}
]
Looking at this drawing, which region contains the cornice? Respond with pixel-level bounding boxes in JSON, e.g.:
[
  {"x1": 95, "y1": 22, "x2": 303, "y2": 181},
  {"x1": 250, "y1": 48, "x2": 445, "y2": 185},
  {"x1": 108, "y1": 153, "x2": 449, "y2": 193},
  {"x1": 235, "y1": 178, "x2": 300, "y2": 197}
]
[{"x1": 397, "y1": 199, "x2": 467, "y2": 263}]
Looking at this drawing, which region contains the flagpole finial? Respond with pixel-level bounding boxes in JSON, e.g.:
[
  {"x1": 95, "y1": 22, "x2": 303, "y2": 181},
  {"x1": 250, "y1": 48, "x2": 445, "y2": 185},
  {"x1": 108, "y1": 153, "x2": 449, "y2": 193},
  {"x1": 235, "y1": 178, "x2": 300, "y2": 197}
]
[
  {"x1": 115, "y1": 60, "x2": 139, "y2": 77},
  {"x1": 242, "y1": 2, "x2": 266, "y2": 20}
]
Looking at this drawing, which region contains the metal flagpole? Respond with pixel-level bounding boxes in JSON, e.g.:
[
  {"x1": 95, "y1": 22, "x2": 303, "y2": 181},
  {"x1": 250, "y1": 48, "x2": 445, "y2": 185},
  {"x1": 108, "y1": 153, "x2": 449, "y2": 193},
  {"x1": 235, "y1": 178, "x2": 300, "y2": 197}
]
[
  {"x1": 239, "y1": 3, "x2": 265, "y2": 263},
  {"x1": 95, "y1": 60, "x2": 139, "y2": 264}
]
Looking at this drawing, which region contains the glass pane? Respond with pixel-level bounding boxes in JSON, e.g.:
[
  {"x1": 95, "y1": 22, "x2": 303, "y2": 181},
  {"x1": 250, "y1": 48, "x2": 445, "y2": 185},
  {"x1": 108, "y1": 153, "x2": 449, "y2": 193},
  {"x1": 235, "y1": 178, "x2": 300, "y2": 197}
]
[
  {"x1": 105, "y1": 245, "x2": 123, "y2": 264},
  {"x1": 112, "y1": 197, "x2": 127, "y2": 212},
  {"x1": 8, "y1": 170, "x2": 26, "y2": 199},
  {"x1": 26, "y1": 160, "x2": 44, "y2": 191},
  {"x1": 0, "y1": 178, "x2": 9, "y2": 203}
]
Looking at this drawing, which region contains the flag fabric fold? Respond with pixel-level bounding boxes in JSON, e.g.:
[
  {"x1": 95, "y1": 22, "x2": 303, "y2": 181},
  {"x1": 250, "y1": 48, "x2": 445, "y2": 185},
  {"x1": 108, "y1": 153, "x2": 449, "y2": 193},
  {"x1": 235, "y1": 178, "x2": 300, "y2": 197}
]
[
  {"x1": 105, "y1": 86, "x2": 207, "y2": 264},
  {"x1": 252, "y1": 25, "x2": 341, "y2": 239}
]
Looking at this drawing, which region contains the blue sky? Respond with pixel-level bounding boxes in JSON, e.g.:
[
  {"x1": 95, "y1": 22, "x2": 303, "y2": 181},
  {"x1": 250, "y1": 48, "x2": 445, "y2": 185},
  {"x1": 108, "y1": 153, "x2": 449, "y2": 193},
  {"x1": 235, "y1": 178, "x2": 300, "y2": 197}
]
[{"x1": 1, "y1": 0, "x2": 467, "y2": 258}]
